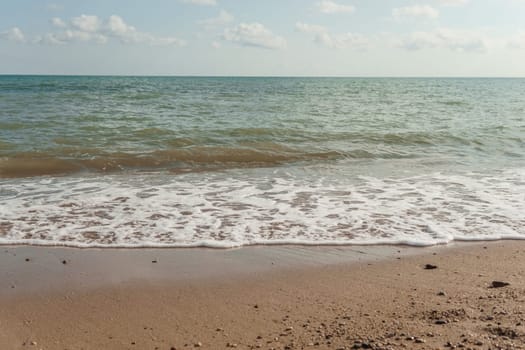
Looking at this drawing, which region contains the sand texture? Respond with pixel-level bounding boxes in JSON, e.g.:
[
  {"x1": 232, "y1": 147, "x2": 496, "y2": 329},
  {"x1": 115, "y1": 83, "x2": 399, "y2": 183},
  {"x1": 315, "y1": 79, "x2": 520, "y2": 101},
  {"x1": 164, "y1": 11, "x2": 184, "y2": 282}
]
[{"x1": 1, "y1": 242, "x2": 525, "y2": 349}]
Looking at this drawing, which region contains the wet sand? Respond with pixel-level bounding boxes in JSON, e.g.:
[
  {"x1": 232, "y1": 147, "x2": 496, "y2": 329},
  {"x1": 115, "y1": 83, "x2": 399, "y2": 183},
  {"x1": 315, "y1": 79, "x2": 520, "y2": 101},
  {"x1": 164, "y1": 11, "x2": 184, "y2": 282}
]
[{"x1": 1, "y1": 242, "x2": 525, "y2": 349}]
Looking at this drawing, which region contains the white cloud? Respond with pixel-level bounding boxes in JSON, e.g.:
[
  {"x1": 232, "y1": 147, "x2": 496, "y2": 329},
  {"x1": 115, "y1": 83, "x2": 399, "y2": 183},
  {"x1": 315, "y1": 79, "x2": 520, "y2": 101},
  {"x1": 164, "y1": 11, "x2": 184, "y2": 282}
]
[
  {"x1": 35, "y1": 15, "x2": 185, "y2": 47},
  {"x1": 34, "y1": 33, "x2": 62, "y2": 45},
  {"x1": 71, "y1": 14, "x2": 101, "y2": 32},
  {"x1": 37, "y1": 30, "x2": 107, "y2": 45},
  {"x1": 51, "y1": 17, "x2": 66, "y2": 28},
  {"x1": 199, "y1": 10, "x2": 234, "y2": 30},
  {"x1": 181, "y1": 0, "x2": 216, "y2": 5},
  {"x1": 296, "y1": 22, "x2": 368, "y2": 49},
  {"x1": 397, "y1": 28, "x2": 488, "y2": 52},
  {"x1": 296, "y1": 22, "x2": 327, "y2": 35},
  {"x1": 316, "y1": 0, "x2": 355, "y2": 14},
  {"x1": 105, "y1": 15, "x2": 185, "y2": 46},
  {"x1": 107, "y1": 15, "x2": 136, "y2": 38},
  {"x1": 0, "y1": 27, "x2": 25, "y2": 43},
  {"x1": 437, "y1": 0, "x2": 469, "y2": 6},
  {"x1": 223, "y1": 23, "x2": 286, "y2": 50},
  {"x1": 393, "y1": 5, "x2": 439, "y2": 20}
]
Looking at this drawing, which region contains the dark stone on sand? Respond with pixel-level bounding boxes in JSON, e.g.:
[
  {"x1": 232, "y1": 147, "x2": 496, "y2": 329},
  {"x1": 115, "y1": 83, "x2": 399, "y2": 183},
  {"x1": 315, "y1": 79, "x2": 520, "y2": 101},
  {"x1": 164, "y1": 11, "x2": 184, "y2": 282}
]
[
  {"x1": 62, "y1": 259, "x2": 67, "y2": 264},
  {"x1": 424, "y1": 264, "x2": 437, "y2": 270},
  {"x1": 435, "y1": 319, "x2": 448, "y2": 325},
  {"x1": 152, "y1": 259, "x2": 157, "y2": 263},
  {"x1": 487, "y1": 326, "x2": 519, "y2": 338},
  {"x1": 25, "y1": 258, "x2": 30, "y2": 262},
  {"x1": 490, "y1": 281, "x2": 510, "y2": 288}
]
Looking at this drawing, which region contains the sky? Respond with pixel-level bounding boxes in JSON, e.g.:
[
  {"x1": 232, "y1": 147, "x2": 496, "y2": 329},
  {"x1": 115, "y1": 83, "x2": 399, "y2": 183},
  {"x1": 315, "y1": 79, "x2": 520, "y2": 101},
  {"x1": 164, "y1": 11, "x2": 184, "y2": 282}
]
[{"x1": 1, "y1": 0, "x2": 525, "y2": 76}]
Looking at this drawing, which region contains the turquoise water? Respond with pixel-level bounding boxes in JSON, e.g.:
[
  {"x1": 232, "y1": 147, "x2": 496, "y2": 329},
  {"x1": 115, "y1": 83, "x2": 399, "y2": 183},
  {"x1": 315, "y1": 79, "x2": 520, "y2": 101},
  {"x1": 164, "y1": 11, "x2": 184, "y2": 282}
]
[{"x1": 1, "y1": 76, "x2": 524, "y2": 247}]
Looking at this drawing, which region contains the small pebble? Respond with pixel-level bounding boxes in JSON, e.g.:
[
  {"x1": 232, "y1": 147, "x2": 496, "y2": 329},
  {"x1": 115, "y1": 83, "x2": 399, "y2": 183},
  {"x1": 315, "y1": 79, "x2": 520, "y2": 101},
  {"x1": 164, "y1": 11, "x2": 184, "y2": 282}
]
[{"x1": 490, "y1": 281, "x2": 510, "y2": 288}]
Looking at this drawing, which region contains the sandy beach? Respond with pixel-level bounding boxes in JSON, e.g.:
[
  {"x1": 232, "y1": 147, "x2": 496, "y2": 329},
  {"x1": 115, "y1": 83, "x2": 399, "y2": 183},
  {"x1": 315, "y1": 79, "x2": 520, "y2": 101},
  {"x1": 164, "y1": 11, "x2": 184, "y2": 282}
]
[{"x1": 1, "y1": 242, "x2": 524, "y2": 350}]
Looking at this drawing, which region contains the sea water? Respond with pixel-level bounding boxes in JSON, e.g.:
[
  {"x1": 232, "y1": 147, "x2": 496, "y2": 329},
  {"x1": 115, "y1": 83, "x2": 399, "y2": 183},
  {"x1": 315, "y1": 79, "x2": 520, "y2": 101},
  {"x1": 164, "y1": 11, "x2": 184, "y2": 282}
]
[{"x1": 1, "y1": 76, "x2": 524, "y2": 247}]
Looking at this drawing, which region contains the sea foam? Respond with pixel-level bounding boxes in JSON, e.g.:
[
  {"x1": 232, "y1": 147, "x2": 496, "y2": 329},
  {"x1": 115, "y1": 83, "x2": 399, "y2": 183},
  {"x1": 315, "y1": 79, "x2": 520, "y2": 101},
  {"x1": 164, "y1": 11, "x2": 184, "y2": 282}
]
[{"x1": 1, "y1": 166, "x2": 524, "y2": 248}]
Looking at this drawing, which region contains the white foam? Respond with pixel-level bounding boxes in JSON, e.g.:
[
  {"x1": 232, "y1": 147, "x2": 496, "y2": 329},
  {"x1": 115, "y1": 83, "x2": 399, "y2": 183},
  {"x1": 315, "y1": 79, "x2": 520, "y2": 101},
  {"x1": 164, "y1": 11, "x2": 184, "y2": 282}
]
[{"x1": 1, "y1": 167, "x2": 524, "y2": 248}]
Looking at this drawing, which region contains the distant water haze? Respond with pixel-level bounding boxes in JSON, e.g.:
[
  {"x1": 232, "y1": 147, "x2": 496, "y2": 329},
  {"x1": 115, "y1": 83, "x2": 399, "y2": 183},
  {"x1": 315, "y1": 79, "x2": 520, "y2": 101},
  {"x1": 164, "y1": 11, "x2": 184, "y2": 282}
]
[{"x1": 1, "y1": 76, "x2": 524, "y2": 247}]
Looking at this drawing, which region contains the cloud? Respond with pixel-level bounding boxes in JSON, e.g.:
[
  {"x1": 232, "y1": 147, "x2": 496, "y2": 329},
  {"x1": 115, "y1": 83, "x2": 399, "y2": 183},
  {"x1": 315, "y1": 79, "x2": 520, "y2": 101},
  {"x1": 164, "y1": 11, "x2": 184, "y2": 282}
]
[
  {"x1": 106, "y1": 15, "x2": 135, "y2": 38},
  {"x1": 397, "y1": 28, "x2": 488, "y2": 52},
  {"x1": 51, "y1": 17, "x2": 66, "y2": 28},
  {"x1": 392, "y1": 5, "x2": 439, "y2": 20},
  {"x1": 437, "y1": 0, "x2": 469, "y2": 6},
  {"x1": 181, "y1": 0, "x2": 216, "y2": 5},
  {"x1": 223, "y1": 23, "x2": 286, "y2": 50},
  {"x1": 71, "y1": 14, "x2": 101, "y2": 32},
  {"x1": 0, "y1": 27, "x2": 25, "y2": 43},
  {"x1": 199, "y1": 10, "x2": 234, "y2": 30},
  {"x1": 35, "y1": 15, "x2": 185, "y2": 46},
  {"x1": 36, "y1": 30, "x2": 107, "y2": 45},
  {"x1": 296, "y1": 22, "x2": 368, "y2": 49},
  {"x1": 316, "y1": 0, "x2": 355, "y2": 14}
]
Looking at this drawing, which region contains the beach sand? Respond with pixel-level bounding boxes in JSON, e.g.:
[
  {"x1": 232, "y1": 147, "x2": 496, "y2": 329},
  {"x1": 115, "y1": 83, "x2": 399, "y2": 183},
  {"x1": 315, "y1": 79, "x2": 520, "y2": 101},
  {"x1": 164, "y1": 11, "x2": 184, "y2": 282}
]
[{"x1": 1, "y1": 242, "x2": 525, "y2": 349}]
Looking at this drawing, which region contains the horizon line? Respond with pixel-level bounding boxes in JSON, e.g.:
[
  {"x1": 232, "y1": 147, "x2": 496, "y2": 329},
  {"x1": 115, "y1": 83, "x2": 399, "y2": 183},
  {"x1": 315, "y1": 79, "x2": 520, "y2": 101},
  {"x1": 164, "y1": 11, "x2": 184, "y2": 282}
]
[{"x1": 1, "y1": 74, "x2": 525, "y2": 79}]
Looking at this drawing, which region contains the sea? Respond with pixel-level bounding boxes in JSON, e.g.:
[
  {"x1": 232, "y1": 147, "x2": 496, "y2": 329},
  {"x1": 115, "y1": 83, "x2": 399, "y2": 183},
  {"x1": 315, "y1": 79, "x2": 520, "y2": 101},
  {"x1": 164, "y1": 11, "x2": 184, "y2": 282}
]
[{"x1": 0, "y1": 76, "x2": 524, "y2": 248}]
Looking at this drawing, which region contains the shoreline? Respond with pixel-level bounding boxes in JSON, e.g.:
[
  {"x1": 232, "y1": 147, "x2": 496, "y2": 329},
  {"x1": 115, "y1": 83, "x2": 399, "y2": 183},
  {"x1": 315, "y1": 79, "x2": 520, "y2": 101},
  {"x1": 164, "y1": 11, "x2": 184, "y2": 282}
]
[
  {"x1": 2, "y1": 241, "x2": 525, "y2": 349},
  {"x1": 1, "y1": 243, "x2": 433, "y2": 297}
]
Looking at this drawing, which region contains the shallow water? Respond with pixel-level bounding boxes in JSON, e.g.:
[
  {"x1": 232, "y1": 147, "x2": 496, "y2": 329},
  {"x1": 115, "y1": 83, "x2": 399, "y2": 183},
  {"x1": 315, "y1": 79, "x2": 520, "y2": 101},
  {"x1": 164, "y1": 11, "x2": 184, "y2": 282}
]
[{"x1": 1, "y1": 76, "x2": 524, "y2": 247}]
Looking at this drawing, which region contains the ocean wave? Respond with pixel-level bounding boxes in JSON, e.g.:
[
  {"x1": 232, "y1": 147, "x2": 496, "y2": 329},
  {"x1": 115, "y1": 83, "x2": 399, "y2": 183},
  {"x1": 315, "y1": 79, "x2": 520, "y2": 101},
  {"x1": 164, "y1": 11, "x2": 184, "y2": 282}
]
[
  {"x1": 0, "y1": 146, "x2": 341, "y2": 178},
  {"x1": 1, "y1": 167, "x2": 524, "y2": 248},
  {"x1": 2, "y1": 124, "x2": 523, "y2": 178}
]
